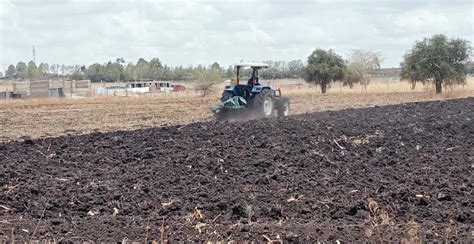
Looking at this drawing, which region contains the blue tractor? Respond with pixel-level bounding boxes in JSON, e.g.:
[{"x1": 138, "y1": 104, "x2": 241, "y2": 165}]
[{"x1": 211, "y1": 62, "x2": 290, "y2": 121}]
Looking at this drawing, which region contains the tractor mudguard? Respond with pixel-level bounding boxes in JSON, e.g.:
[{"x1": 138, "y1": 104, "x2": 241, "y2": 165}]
[
  {"x1": 251, "y1": 85, "x2": 263, "y2": 93},
  {"x1": 251, "y1": 86, "x2": 276, "y2": 96},
  {"x1": 224, "y1": 85, "x2": 235, "y2": 93}
]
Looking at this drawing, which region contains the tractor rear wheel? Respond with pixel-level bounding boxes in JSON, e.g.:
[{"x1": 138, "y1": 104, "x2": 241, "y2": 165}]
[
  {"x1": 252, "y1": 89, "x2": 274, "y2": 118},
  {"x1": 276, "y1": 97, "x2": 290, "y2": 117}
]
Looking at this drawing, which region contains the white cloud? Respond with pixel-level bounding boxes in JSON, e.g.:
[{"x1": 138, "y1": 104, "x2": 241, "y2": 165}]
[{"x1": 0, "y1": 0, "x2": 472, "y2": 69}]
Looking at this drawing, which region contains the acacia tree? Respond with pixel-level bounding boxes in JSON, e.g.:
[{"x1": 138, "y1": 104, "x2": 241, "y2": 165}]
[
  {"x1": 345, "y1": 49, "x2": 381, "y2": 89},
  {"x1": 400, "y1": 53, "x2": 425, "y2": 89},
  {"x1": 191, "y1": 67, "x2": 222, "y2": 96},
  {"x1": 305, "y1": 49, "x2": 346, "y2": 93},
  {"x1": 400, "y1": 34, "x2": 470, "y2": 94}
]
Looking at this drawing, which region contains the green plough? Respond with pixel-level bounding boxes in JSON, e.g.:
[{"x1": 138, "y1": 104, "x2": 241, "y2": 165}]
[{"x1": 211, "y1": 96, "x2": 247, "y2": 115}]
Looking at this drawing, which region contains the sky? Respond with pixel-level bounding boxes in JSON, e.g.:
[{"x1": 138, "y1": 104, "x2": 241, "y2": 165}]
[{"x1": 0, "y1": 0, "x2": 472, "y2": 70}]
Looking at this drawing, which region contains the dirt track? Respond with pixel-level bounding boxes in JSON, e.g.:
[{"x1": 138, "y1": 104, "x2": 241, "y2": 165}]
[{"x1": 1, "y1": 98, "x2": 473, "y2": 242}]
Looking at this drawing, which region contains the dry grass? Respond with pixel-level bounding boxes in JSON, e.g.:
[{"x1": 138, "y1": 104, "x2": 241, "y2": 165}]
[{"x1": 0, "y1": 78, "x2": 473, "y2": 141}]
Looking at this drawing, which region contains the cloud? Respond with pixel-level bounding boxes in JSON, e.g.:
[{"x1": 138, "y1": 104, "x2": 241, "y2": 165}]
[{"x1": 0, "y1": 0, "x2": 472, "y2": 69}]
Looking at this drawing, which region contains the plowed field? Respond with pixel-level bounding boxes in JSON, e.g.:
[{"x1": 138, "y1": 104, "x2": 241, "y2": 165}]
[{"x1": 1, "y1": 98, "x2": 472, "y2": 242}]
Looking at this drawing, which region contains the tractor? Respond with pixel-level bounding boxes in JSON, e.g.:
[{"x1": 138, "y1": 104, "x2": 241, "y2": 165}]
[{"x1": 211, "y1": 62, "x2": 290, "y2": 121}]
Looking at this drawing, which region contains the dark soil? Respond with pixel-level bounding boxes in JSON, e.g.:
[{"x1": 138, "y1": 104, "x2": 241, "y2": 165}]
[{"x1": 1, "y1": 98, "x2": 473, "y2": 242}]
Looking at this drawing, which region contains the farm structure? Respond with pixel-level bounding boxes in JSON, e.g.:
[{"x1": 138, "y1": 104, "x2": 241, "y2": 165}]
[
  {"x1": 127, "y1": 80, "x2": 186, "y2": 92},
  {"x1": 0, "y1": 80, "x2": 92, "y2": 100},
  {"x1": 95, "y1": 80, "x2": 186, "y2": 95}
]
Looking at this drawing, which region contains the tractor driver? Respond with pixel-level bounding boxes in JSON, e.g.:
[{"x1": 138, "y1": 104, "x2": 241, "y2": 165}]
[
  {"x1": 244, "y1": 73, "x2": 257, "y2": 99},
  {"x1": 247, "y1": 74, "x2": 256, "y2": 87}
]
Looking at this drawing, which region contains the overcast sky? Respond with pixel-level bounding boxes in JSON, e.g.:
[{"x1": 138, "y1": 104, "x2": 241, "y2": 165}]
[{"x1": 0, "y1": 0, "x2": 472, "y2": 69}]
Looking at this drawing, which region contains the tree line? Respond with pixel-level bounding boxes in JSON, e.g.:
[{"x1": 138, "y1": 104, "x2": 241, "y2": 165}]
[
  {"x1": 304, "y1": 34, "x2": 471, "y2": 94},
  {"x1": 5, "y1": 61, "x2": 84, "y2": 81},
  {"x1": 3, "y1": 34, "x2": 471, "y2": 94},
  {"x1": 4, "y1": 58, "x2": 305, "y2": 83}
]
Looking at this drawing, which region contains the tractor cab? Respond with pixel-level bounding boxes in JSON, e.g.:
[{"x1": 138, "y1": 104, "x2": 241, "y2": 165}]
[
  {"x1": 225, "y1": 62, "x2": 272, "y2": 99},
  {"x1": 232, "y1": 62, "x2": 268, "y2": 85}
]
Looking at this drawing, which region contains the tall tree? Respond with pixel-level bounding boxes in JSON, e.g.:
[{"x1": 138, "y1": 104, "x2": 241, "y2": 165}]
[
  {"x1": 287, "y1": 60, "x2": 305, "y2": 78},
  {"x1": 16, "y1": 62, "x2": 28, "y2": 80},
  {"x1": 148, "y1": 58, "x2": 163, "y2": 79},
  {"x1": 38, "y1": 63, "x2": 48, "y2": 79},
  {"x1": 6, "y1": 64, "x2": 16, "y2": 79},
  {"x1": 305, "y1": 49, "x2": 346, "y2": 93},
  {"x1": 27, "y1": 61, "x2": 39, "y2": 80},
  {"x1": 211, "y1": 62, "x2": 221, "y2": 71},
  {"x1": 136, "y1": 58, "x2": 149, "y2": 80},
  {"x1": 50, "y1": 64, "x2": 57, "y2": 77},
  {"x1": 173, "y1": 65, "x2": 187, "y2": 80},
  {"x1": 60, "y1": 65, "x2": 67, "y2": 76},
  {"x1": 124, "y1": 62, "x2": 137, "y2": 81},
  {"x1": 400, "y1": 34, "x2": 470, "y2": 93},
  {"x1": 225, "y1": 65, "x2": 233, "y2": 78},
  {"x1": 86, "y1": 63, "x2": 105, "y2": 82}
]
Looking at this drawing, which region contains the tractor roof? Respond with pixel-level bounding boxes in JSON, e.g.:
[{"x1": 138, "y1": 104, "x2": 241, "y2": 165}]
[{"x1": 234, "y1": 62, "x2": 269, "y2": 68}]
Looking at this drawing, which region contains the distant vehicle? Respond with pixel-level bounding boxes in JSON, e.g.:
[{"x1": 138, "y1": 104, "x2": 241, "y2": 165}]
[{"x1": 211, "y1": 62, "x2": 289, "y2": 121}]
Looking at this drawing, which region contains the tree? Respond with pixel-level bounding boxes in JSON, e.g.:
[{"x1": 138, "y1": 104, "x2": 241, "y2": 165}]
[
  {"x1": 161, "y1": 65, "x2": 172, "y2": 80},
  {"x1": 50, "y1": 64, "x2": 58, "y2": 77},
  {"x1": 172, "y1": 65, "x2": 187, "y2": 80},
  {"x1": 27, "y1": 61, "x2": 39, "y2": 80},
  {"x1": 191, "y1": 68, "x2": 222, "y2": 96},
  {"x1": 148, "y1": 58, "x2": 163, "y2": 79},
  {"x1": 287, "y1": 60, "x2": 305, "y2": 78},
  {"x1": 104, "y1": 61, "x2": 122, "y2": 82},
  {"x1": 86, "y1": 63, "x2": 105, "y2": 82},
  {"x1": 345, "y1": 49, "x2": 381, "y2": 90},
  {"x1": 400, "y1": 53, "x2": 426, "y2": 89},
  {"x1": 16, "y1": 62, "x2": 28, "y2": 80},
  {"x1": 225, "y1": 65, "x2": 233, "y2": 78},
  {"x1": 400, "y1": 34, "x2": 470, "y2": 94},
  {"x1": 124, "y1": 62, "x2": 137, "y2": 81},
  {"x1": 6, "y1": 64, "x2": 16, "y2": 79},
  {"x1": 136, "y1": 58, "x2": 149, "y2": 80},
  {"x1": 305, "y1": 49, "x2": 346, "y2": 93},
  {"x1": 211, "y1": 62, "x2": 221, "y2": 71},
  {"x1": 38, "y1": 63, "x2": 48, "y2": 79}
]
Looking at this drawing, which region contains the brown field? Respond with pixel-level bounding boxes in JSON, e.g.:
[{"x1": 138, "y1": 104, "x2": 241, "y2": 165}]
[{"x1": 0, "y1": 78, "x2": 473, "y2": 142}]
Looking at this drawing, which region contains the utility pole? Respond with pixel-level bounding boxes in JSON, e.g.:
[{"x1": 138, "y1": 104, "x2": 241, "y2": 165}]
[{"x1": 32, "y1": 45, "x2": 36, "y2": 63}]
